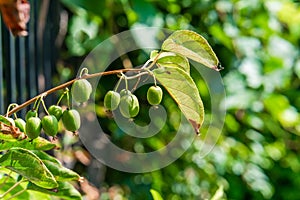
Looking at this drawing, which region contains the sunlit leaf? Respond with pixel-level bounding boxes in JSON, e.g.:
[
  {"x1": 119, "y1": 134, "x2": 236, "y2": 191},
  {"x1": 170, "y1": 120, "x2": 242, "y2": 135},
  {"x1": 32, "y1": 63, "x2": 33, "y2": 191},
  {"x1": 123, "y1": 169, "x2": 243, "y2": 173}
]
[
  {"x1": 150, "y1": 189, "x2": 163, "y2": 200},
  {"x1": 32, "y1": 151, "x2": 81, "y2": 182},
  {"x1": 27, "y1": 181, "x2": 82, "y2": 200},
  {"x1": 153, "y1": 66, "x2": 204, "y2": 134},
  {"x1": 0, "y1": 134, "x2": 56, "y2": 151},
  {"x1": 151, "y1": 51, "x2": 190, "y2": 73},
  {"x1": 0, "y1": 147, "x2": 58, "y2": 189},
  {"x1": 162, "y1": 30, "x2": 221, "y2": 71}
]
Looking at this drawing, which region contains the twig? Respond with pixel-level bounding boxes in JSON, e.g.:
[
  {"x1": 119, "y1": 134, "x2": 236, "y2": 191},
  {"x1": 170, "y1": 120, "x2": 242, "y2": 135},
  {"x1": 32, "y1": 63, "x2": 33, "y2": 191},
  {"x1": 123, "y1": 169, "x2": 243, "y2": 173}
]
[{"x1": 7, "y1": 68, "x2": 142, "y2": 116}]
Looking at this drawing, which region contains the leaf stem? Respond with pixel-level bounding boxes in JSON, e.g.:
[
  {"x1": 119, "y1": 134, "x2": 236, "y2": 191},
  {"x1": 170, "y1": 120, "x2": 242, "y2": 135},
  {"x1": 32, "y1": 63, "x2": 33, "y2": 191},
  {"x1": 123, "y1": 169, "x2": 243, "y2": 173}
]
[
  {"x1": 5, "y1": 103, "x2": 18, "y2": 117},
  {"x1": 114, "y1": 75, "x2": 124, "y2": 92},
  {"x1": 0, "y1": 179, "x2": 25, "y2": 199},
  {"x1": 6, "y1": 68, "x2": 142, "y2": 116},
  {"x1": 41, "y1": 98, "x2": 49, "y2": 115},
  {"x1": 56, "y1": 88, "x2": 69, "y2": 106}
]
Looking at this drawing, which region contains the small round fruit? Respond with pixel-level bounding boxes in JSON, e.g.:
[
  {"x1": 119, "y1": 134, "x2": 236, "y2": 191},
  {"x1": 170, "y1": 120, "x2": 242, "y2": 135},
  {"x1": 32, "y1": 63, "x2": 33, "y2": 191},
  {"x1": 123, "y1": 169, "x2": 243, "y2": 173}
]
[
  {"x1": 62, "y1": 109, "x2": 81, "y2": 132},
  {"x1": 25, "y1": 110, "x2": 37, "y2": 121},
  {"x1": 14, "y1": 118, "x2": 26, "y2": 132},
  {"x1": 71, "y1": 79, "x2": 92, "y2": 103},
  {"x1": 120, "y1": 89, "x2": 131, "y2": 97},
  {"x1": 119, "y1": 94, "x2": 139, "y2": 118},
  {"x1": 42, "y1": 115, "x2": 58, "y2": 136},
  {"x1": 147, "y1": 86, "x2": 163, "y2": 105},
  {"x1": 104, "y1": 91, "x2": 120, "y2": 111},
  {"x1": 48, "y1": 105, "x2": 63, "y2": 121},
  {"x1": 26, "y1": 117, "x2": 42, "y2": 139}
]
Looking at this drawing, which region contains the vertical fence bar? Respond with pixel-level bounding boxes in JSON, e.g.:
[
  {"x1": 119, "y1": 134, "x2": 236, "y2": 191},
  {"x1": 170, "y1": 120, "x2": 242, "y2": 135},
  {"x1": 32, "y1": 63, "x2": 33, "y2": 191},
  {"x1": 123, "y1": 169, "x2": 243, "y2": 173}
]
[
  {"x1": 2, "y1": 23, "x2": 13, "y2": 112},
  {"x1": 9, "y1": 35, "x2": 17, "y2": 104},
  {"x1": 16, "y1": 37, "x2": 26, "y2": 117},
  {"x1": 0, "y1": 16, "x2": 3, "y2": 114},
  {"x1": 25, "y1": 0, "x2": 38, "y2": 110},
  {"x1": 0, "y1": 0, "x2": 60, "y2": 115}
]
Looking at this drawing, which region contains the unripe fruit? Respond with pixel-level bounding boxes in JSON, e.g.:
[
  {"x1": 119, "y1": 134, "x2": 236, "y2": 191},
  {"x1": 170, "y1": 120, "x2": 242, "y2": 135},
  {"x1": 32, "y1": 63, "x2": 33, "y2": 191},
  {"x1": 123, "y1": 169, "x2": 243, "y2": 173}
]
[
  {"x1": 71, "y1": 79, "x2": 92, "y2": 103},
  {"x1": 120, "y1": 89, "x2": 131, "y2": 97},
  {"x1": 14, "y1": 118, "x2": 26, "y2": 132},
  {"x1": 119, "y1": 94, "x2": 139, "y2": 118},
  {"x1": 42, "y1": 115, "x2": 58, "y2": 136},
  {"x1": 104, "y1": 91, "x2": 120, "y2": 111},
  {"x1": 25, "y1": 110, "x2": 37, "y2": 121},
  {"x1": 48, "y1": 105, "x2": 63, "y2": 121},
  {"x1": 62, "y1": 109, "x2": 81, "y2": 132},
  {"x1": 26, "y1": 117, "x2": 42, "y2": 139},
  {"x1": 147, "y1": 86, "x2": 163, "y2": 105}
]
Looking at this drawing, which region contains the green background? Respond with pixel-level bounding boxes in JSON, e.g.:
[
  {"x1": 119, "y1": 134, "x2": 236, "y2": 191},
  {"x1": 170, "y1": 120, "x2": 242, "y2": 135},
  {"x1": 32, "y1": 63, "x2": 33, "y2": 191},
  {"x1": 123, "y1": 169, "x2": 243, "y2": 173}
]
[{"x1": 48, "y1": 0, "x2": 300, "y2": 199}]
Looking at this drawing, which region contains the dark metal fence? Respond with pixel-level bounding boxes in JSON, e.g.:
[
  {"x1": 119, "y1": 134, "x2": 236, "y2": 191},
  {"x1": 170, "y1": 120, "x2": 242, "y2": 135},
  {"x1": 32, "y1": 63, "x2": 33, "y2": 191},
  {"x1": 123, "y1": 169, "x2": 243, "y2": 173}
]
[{"x1": 0, "y1": 0, "x2": 60, "y2": 117}]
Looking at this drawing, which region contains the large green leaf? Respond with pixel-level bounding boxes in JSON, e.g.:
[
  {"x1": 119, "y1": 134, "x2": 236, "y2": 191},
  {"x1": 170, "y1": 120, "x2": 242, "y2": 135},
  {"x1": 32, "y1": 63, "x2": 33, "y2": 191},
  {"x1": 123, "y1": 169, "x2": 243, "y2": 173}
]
[
  {"x1": 0, "y1": 133, "x2": 56, "y2": 151},
  {"x1": 32, "y1": 151, "x2": 81, "y2": 182},
  {"x1": 162, "y1": 30, "x2": 221, "y2": 71},
  {"x1": 0, "y1": 148, "x2": 58, "y2": 189},
  {"x1": 151, "y1": 51, "x2": 190, "y2": 74},
  {"x1": 27, "y1": 181, "x2": 82, "y2": 200},
  {"x1": 153, "y1": 67, "x2": 204, "y2": 134}
]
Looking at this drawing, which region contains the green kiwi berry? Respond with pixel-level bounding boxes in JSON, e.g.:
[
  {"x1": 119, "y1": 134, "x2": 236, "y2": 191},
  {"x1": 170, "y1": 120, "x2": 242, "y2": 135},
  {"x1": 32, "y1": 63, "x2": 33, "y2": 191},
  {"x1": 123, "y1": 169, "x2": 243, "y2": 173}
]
[
  {"x1": 14, "y1": 118, "x2": 26, "y2": 132},
  {"x1": 71, "y1": 79, "x2": 92, "y2": 103},
  {"x1": 48, "y1": 105, "x2": 63, "y2": 121},
  {"x1": 119, "y1": 94, "x2": 139, "y2": 118},
  {"x1": 62, "y1": 109, "x2": 81, "y2": 132},
  {"x1": 147, "y1": 86, "x2": 163, "y2": 105},
  {"x1": 25, "y1": 110, "x2": 37, "y2": 121},
  {"x1": 104, "y1": 91, "x2": 120, "y2": 111},
  {"x1": 120, "y1": 89, "x2": 131, "y2": 97},
  {"x1": 26, "y1": 117, "x2": 42, "y2": 139},
  {"x1": 42, "y1": 115, "x2": 58, "y2": 136}
]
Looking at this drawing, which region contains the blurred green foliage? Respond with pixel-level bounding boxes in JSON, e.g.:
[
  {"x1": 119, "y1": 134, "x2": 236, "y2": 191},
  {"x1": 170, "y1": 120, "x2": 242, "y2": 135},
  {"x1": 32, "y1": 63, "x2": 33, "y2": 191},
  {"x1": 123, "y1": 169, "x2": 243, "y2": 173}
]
[{"x1": 58, "y1": 0, "x2": 300, "y2": 199}]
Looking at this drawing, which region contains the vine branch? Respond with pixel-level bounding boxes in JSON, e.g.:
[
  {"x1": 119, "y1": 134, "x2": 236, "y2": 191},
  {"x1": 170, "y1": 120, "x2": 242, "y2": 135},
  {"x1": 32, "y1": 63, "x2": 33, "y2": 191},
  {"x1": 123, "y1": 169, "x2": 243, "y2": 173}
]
[{"x1": 7, "y1": 68, "x2": 142, "y2": 116}]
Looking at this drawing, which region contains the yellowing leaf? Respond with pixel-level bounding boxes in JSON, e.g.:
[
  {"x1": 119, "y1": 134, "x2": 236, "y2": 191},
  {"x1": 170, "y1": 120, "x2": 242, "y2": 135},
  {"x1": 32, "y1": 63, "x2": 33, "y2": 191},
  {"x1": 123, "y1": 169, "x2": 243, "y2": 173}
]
[
  {"x1": 153, "y1": 67, "x2": 204, "y2": 134},
  {"x1": 162, "y1": 30, "x2": 222, "y2": 71}
]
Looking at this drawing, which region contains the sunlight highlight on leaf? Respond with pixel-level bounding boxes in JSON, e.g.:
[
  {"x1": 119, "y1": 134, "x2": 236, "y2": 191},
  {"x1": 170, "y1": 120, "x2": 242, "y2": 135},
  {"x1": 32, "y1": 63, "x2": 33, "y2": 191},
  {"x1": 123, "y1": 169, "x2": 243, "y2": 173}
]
[{"x1": 162, "y1": 30, "x2": 222, "y2": 71}]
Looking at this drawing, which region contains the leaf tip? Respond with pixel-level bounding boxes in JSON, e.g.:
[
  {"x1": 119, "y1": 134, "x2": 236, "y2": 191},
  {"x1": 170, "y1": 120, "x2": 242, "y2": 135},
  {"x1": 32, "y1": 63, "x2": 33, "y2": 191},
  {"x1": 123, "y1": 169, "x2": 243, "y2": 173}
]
[
  {"x1": 189, "y1": 119, "x2": 201, "y2": 135},
  {"x1": 213, "y1": 62, "x2": 224, "y2": 71}
]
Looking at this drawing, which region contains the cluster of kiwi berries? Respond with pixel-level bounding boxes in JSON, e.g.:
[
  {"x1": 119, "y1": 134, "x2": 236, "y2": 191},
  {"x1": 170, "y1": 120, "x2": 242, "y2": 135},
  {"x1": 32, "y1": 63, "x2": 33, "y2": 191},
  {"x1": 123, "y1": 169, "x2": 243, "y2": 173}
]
[
  {"x1": 1, "y1": 68, "x2": 164, "y2": 139},
  {"x1": 0, "y1": 78, "x2": 92, "y2": 140},
  {"x1": 104, "y1": 85, "x2": 163, "y2": 118},
  {"x1": 25, "y1": 78, "x2": 92, "y2": 140}
]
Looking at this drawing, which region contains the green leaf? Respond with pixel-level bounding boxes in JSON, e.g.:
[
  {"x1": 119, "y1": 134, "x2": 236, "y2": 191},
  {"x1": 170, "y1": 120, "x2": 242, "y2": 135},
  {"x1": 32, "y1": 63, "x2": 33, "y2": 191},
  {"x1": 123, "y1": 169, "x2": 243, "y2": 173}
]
[
  {"x1": 151, "y1": 51, "x2": 190, "y2": 74},
  {"x1": 153, "y1": 67, "x2": 204, "y2": 134},
  {"x1": 0, "y1": 147, "x2": 58, "y2": 189},
  {"x1": 0, "y1": 180, "x2": 29, "y2": 200},
  {"x1": 27, "y1": 181, "x2": 82, "y2": 200},
  {"x1": 32, "y1": 151, "x2": 81, "y2": 182},
  {"x1": 162, "y1": 30, "x2": 221, "y2": 71},
  {"x1": 0, "y1": 115, "x2": 14, "y2": 126},
  {"x1": 150, "y1": 189, "x2": 163, "y2": 200},
  {"x1": 28, "y1": 191, "x2": 52, "y2": 200},
  {"x1": 0, "y1": 134, "x2": 56, "y2": 151}
]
